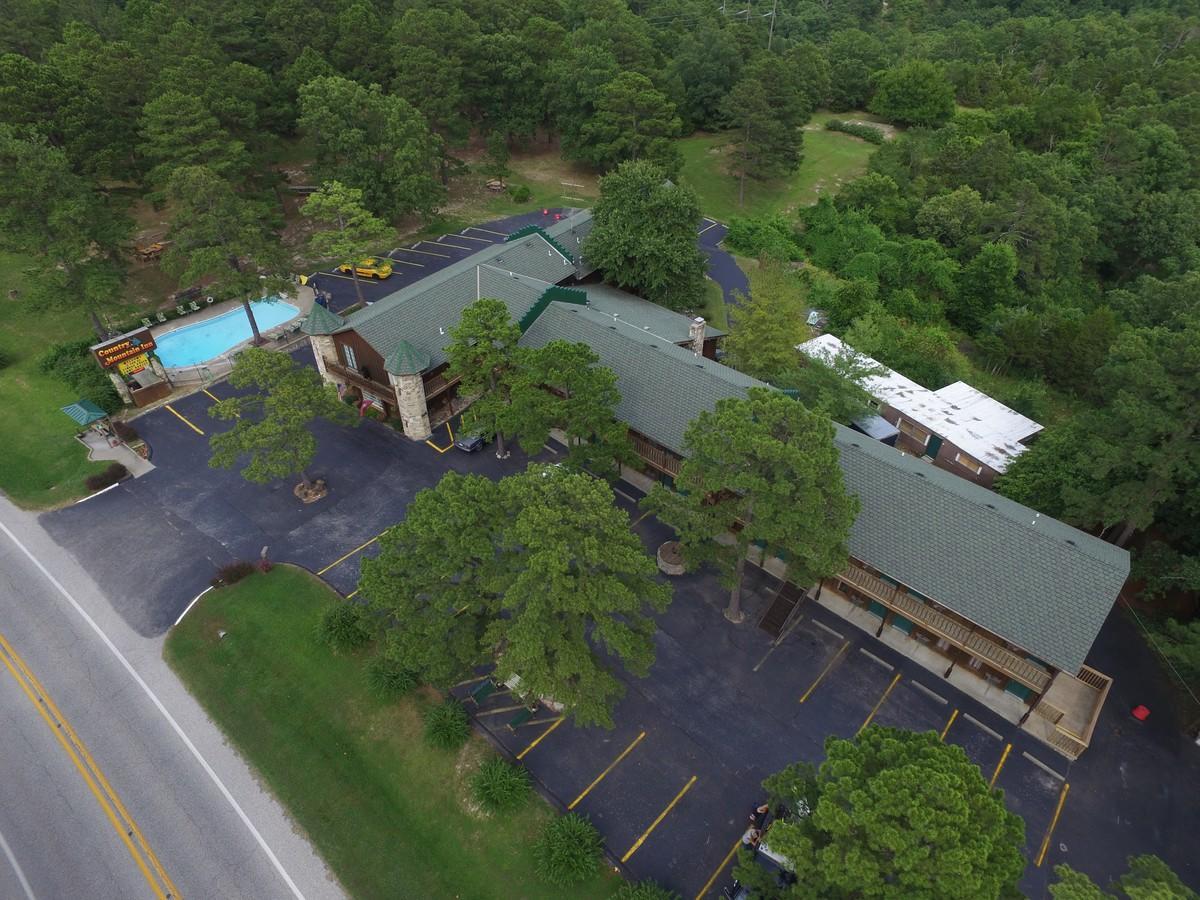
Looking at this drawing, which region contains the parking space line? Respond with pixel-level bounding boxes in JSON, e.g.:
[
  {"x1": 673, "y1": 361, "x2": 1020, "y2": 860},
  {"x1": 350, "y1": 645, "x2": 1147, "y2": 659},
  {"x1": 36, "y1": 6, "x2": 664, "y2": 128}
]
[
  {"x1": 465, "y1": 226, "x2": 507, "y2": 237},
  {"x1": 909, "y1": 680, "x2": 948, "y2": 705},
  {"x1": 811, "y1": 619, "x2": 844, "y2": 640},
  {"x1": 939, "y1": 708, "x2": 959, "y2": 741},
  {"x1": 316, "y1": 533, "x2": 383, "y2": 575},
  {"x1": 454, "y1": 674, "x2": 490, "y2": 689},
  {"x1": 163, "y1": 404, "x2": 205, "y2": 435},
  {"x1": 318, "y1": 271, "x2": 363, "y2": 281},
  {"x1": 202, "y1": 388, "x2": 222, "y2": 403},
  {"x1": 454, "y1": 233, "x2": 495, "y2": 243},
  {"x1": 857, "y1": 672, "x2": 902, "y2": 734},
  {"x1": 345, "y1": 589, "x2": 359, "y2": 600},
  {"x1": 989, "y1": 743, "x2": 1012, "y2": 787},
  {"x1": 568, "y1": 731, "x2": 646, "y2": 810},
  {"x1": 962, "y1": 713, "x2": 1002, "y2": 741},
  {"x1": 1022, "y1": 751, "x2": 1065, "y2": 781},
  {"x1": 857, "y1": 647, "x2": 894, "y2": 671},
  {"x1": 437, "y1": 238, "x2": 475, "y2": 251},
  {"x1": 694, "y1": 837, "x2": 743, "y2": 900},
  {"x1": 410, "y1": 243, "x2": 451, "y2": 257},
  {"x1": 425, "y1": 421, "x2": 455, "y2": 453},
  {"x1": 384, "y1": 254, "x2": 424, "y2": 267},
  {"x1": 1035, "y1": 783, "x2": 1070, "y2": 867},
  {"x1": 475, "y1": 703, "x2": 529, "y2": 717},
  {"x1": 516, "y1": 716, "x2": 564, "y2": 759},
  {"x1": 620, "y1": 775, "x2": 697, "y2": 863},
  {"x1": 798, "y1": 640, "x2": 850, "y2": 703},
  {"x1": 697, "y1": 221, "x2": 720, "y2": 236}
]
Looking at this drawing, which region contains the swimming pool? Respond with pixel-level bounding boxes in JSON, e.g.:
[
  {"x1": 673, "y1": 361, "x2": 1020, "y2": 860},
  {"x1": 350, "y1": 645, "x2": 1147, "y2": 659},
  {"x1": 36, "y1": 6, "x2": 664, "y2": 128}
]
[{"x1": 155, "y1": 300, "x2": 300, "y2": 368}]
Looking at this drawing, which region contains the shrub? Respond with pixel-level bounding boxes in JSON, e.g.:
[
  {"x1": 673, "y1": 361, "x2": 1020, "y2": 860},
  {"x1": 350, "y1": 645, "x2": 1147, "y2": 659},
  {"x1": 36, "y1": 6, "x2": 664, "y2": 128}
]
[
  {"x1": 83, "y1": 462, "x2": 128, "y2": 492},
  {"x1": 211, "y1": 560, "x2": 256, "y2": 589},
  {"x1": 724, "y1": 215, "x2": 803, "y2": 262},
  {"x1": 533, "y1": 813, "x2": 602, "y2": 887},
  {"x1": 614, "y1": 881, "x2": 682, "y2": 900},
  {"x1": 825, "y1": 119, "x2": 887, "y2": 145},
  {"x1": 508, "y1": 184, "x2": 532, "y2": 203},
  {"x1": 0, "y1": 348, "x2": 11, "y2": 370},
  {"x1": 422, "y1": 699, "x2": 470, "y2": 750},
  {"x1": 316, "y1": 602, "x2": 373, "y2": 652},
  {"x1": 113, "y1": 420, "x2": 140, "y2": 442},
  {"x1": 470, "y1": 757, "x2": 531, "y2": 812},
  {"x1": 39, "y1": 338, "x2": 123, "y2": 413},
  {"x1": 366, "y1": 655, "x2": 419, "y2": 698}
]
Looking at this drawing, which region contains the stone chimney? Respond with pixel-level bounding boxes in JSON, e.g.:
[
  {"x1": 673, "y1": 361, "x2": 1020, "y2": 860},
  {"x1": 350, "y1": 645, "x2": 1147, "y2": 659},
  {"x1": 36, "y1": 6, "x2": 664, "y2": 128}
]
[{"x1": 689, "y1": 316, "x2": 706, "y2": 356}]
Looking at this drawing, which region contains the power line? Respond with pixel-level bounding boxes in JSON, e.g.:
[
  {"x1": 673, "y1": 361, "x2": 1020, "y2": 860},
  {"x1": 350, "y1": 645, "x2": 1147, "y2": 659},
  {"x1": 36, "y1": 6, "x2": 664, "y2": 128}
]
[{"x1": 1119, "y1": 596, "x2": 1200, "y2": 712}]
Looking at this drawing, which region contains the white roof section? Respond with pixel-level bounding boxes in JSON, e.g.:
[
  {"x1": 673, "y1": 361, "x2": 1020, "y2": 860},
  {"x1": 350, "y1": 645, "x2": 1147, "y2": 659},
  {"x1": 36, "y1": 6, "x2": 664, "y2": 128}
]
[{"x1": 798, "y1": 334, "x2": 1042, "y2": 472}]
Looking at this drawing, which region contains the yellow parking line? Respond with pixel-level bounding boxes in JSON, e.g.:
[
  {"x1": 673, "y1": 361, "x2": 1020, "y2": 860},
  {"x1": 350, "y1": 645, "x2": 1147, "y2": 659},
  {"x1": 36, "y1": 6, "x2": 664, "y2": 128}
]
[
  {"x1": 425, "y1": 421, "x2": 455, "y2": 453},
  {"x1": 621, "y1": 775, "x2": 697, "y2": 863},
  {"x1": 516, "y1": 716, "x2": 564, "y2": 760},
  {"x1": 164, "y1": 403, "x2": 204, "y2": 435},
  {"x1": 1035, "y1": 782, "x2": 1070, "y2": 867},
  {"x1": 694, "y1": 836, "x2": 742, "y2": 900},
  {"x1": 568, "y1": 731, "x2": 646, "y2": 810},
  {"x1": 202, "y1": 389, "x2": 221, "y2": 402},
  {"x1": 466, "y1": 226, "x2": 507, "y2": 237},
  {"x1": 407, "y1": 244, "x2": 451, "y2": 258},
  {"x1": 0, "y1": 632, "x2": 179, "y2": 900},
  {"x1": 939, "y1": 708, "x2": 959, "y2": 741},
  {"x1": 798, "y1": 640, "x2": 850, "y2": 703},
  {"x1": 990, "y1": 743, "x2": 1012, "y2": 787},
  {"x1": 454, "y1": 233, "x2": 495, "y2": 243},
  {"x1": 857, "y1": 672, "x2": 902, "y2": 734},
  {"x1": 345, "y1": 589, "x2": 359, "y2": 600},
  {"x1": 316, "y1": 533, "x2": 382, "y2": 575}
]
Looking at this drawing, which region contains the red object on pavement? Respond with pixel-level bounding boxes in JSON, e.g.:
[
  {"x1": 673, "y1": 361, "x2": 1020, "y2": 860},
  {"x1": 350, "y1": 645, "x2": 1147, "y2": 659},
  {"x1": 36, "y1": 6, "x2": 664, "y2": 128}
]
[
  {"x1": 554, "y1": 213, "x2": 562, "y2": 220},
  {"x1": 542, "y1": 208, "x2": 549, "y2": 215},
  {"x1": 1131, "y1": 704, "x2": 1151, "y2": 721}
]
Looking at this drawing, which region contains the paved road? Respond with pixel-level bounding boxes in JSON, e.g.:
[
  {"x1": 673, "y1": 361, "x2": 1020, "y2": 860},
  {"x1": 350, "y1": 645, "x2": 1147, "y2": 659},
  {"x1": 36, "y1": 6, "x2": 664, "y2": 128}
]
[
  {"x1": 0, "y1": 496, "x2": 344, "y2": 900},
  {"x1": 698, "y1": 218, "x2": 749, "y2": 311}
]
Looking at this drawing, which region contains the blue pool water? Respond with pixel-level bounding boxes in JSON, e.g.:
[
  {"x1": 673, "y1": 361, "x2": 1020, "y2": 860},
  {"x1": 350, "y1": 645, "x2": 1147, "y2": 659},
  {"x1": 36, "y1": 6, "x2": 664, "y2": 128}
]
[{"x1": 155, "y1": 300, "x2": 300, "y2": 367}]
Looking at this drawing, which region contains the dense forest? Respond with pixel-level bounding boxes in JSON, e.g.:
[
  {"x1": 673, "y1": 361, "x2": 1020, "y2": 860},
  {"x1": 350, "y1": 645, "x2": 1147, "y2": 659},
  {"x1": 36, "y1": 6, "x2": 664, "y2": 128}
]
[{"x1": 1, "y1": 0, "x2": 1198, "y2": 695}]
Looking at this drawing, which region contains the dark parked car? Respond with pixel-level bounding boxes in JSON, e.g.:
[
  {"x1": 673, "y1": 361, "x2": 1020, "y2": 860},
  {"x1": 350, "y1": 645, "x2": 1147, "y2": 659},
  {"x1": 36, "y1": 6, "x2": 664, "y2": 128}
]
[{"x1": 453, "y1": 431, "x2": 486, "y2": 453}]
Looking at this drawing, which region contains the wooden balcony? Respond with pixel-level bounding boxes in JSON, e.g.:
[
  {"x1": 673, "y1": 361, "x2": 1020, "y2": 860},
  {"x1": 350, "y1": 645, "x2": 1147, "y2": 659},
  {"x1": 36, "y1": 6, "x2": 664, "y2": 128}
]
[
  {"x1": 423, "y1": 371, "x2": 461, "y2": 399},
  {"x1": 325, "y1": 360, "x2": 394, "y2": 398},
  {"x1": 837, "y1": 563, "x2": 1052, "y2": 693},
  {"x1": 630, "y1": 432, "x2": 681, "y2": 476}
]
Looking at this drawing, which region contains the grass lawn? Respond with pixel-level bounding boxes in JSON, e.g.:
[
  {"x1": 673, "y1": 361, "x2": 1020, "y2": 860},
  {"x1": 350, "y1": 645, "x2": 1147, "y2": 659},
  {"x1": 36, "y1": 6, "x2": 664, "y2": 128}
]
[
  {"x1": 702, "y1": 278, "x2": 729, "y2": 331},
  {"x1": 678, "y1": 111, "x2": 884, "y2": 223},
  {"x1": 0, "y1": 252, "x2": 110, "y2": 508},
  {"x1": 165, "y1": 567, "x2": 618, "y2": 900}
]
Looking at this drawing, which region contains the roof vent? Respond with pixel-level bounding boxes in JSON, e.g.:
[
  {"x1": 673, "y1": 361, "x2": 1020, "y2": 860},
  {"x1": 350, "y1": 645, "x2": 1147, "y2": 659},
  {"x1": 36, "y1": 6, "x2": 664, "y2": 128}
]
[
  {"x1": 850, "y1": 442, "x2": 860, "y2": 448},
  {"x1": 915, "y1": 471, "x2": 926, "y2": 478},
  {"x1": 1066, "y1": 539, "x2": 1077, "y2": 546},
  {"x1": 985, "y1": 503, "x2": 996, "y2": 509}
]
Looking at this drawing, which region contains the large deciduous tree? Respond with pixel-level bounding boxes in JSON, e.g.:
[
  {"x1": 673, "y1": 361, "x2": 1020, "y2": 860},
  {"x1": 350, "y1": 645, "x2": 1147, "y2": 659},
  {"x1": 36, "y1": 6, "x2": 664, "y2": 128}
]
[
  {"x1": 582, "y1": 160, "x2": 707, "y2": 311},
  {"x1": 298, "y1": 76, "x2": 444, "y2": 221},
  {"x1": 359, "y1": 466, "x2": 672, "y2": 727},
  {"x1": 445, "y1": 298, "x2": 526, "y2": 459},
  {"x1": 869, "y1": 59, "x2": 956, "y2": 127},
  {"x1": 575, "y1": 72, "x2": 682, "y2": 174},
  {"x1": 744, "y1": 728, "x2": 1026, "y2": 900},
  {"x1": 163, "y1": 165, "x2": 291, "y2": 345},
  {"x1": 208, "y1": 348, "x2": 357, "y2": 490},
  {"x1": 1050, "y1": 855, "x2": 1197, "y2": 900},
  {"x1": 643, "y1": 388, "x2": 859, "y2": 623},
  {"x1": 303, "y1": 181, "x2": 394, "y2": 309},
  {"x1": 722, "y1": 265, "x2": 812, "y2": 383}
]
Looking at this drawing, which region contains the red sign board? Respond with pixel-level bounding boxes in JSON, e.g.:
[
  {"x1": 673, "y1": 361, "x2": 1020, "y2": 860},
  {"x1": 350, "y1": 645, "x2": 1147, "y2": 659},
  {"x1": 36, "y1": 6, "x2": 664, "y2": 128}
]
[{"x1": 93, "y1": 329, "x2": 157, "y2": 369}]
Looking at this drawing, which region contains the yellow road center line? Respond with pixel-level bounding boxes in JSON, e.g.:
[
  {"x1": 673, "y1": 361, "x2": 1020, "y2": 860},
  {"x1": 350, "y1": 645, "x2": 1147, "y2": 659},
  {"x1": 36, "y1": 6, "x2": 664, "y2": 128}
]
[
  {"x1": 568, "y1": 732, "x2": 646, "y2": 810},
  {"x1": 465, "y1": 226, "x2": 507, "y2": 237},
  {"x1": 939, "y1": 708, "x2": 959, "y2": 741},
  {"x1": 164, "y1": 404, "x2": 204, "y2": 435},
  {"x1": 407, "y1": 244, "x2": 451, "y2": 258},
  {"x1": 799, "y1": 640, "x2": 850, "y2": 703},
  {"x1": 621, "y1": 775, "x2": 697, "y2": 864},
  {"x1": 454, "y1": 233, "x2": 495, "y2": 243},
  {"x1": 1036, "y1": 782, "x2": 1070, "y2": 867},
  {"x1": 316, "y1": 534, "x2": 381, "y2": 575},
  {"x1": 202, "y1": 389, "x2": 221, "y2": 402},
  {"x1": 990, "y1": 743, "x2": 1012, "y2": 787},
  {"x1": 694, "y1": 836, "x2": 743, "y2": 900},
  {"x1": 0, "y1": 633, "x2": 178, "y2": 900},
  {"x1": 516, "y1": 716, "x2": 564, "y2": 760},
  {"x1": 857, "y1": 672, "x2": 902, "y2": 735}
]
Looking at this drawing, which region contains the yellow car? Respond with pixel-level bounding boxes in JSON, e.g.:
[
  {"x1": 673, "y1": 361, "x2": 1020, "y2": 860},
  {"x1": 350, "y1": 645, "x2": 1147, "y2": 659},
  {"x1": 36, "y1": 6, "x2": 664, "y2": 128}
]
[{"x1": 337, "y1": 257, "x2": 393, "y2": 279}]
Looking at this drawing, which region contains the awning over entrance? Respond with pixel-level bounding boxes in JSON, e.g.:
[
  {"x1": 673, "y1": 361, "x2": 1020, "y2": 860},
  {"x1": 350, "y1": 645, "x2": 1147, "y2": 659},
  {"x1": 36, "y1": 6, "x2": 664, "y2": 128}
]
[{"x1": 61, "y1": 399, "x2": 109, "y2": 426}]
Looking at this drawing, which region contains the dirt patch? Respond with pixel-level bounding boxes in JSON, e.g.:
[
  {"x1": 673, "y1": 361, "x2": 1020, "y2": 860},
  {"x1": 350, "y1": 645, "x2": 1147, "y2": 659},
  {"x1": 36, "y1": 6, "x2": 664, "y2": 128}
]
[{"x1": 453, "y1": 737, "x2": 492, "y2": 820}]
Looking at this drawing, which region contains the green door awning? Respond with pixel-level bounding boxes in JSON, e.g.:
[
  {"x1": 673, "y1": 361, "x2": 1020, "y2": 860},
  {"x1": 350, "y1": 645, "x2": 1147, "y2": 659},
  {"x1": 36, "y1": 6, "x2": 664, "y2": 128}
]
[{"x1": 61, "y1": 399, "x2": 108, "y2": 426}]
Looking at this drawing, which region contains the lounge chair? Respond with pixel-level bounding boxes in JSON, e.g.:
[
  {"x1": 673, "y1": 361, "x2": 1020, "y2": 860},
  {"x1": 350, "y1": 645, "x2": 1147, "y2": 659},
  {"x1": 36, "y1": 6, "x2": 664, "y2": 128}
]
[
  {"x1": 156, "y1": 311, "x2": 167, "y2": 323},
  {"x1": 189, "y1": 300, "x2": 200, "y2": 311},
  {"x1": 141, "y1": 318, "x2": 153, "y2": 328},
  {"x1": 175, "y1": 305, "x2": 186, "y2": 316}
]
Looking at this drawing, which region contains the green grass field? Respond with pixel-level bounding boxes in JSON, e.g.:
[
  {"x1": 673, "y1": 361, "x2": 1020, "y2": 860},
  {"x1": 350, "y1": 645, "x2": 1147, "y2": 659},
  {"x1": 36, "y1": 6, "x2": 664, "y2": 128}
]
[
  {"x1": 679, "y1": 112, "x2": 884, "y2": 223},
  {"x1": 0, "y1": 253, "x2": 109, "y2": 508},
  {"x1": 165, "y1": 567, "x2": 617, "y2": 900}
]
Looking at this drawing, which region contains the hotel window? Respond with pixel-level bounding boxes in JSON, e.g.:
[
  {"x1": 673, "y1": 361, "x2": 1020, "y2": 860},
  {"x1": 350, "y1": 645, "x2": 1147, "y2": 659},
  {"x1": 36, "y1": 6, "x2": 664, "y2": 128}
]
[
  {"x1": 341, "y1": 342, "x2": 358, "y2": 370},
  {"x1": 897, "y1": 418, "x2": 930, "y2": 446},
  {"x1": 866, "y1": 398, "x2": 881, "y2": 410},
  {"x1": 955, "y1": 452, "x2": 984, "y2": 475}
]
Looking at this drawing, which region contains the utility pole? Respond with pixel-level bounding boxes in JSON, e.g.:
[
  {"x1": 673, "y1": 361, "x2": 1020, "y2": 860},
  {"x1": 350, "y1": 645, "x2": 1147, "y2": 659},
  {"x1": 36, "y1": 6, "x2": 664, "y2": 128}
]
[{"x1": 768, "y1": 0, "x2": 779, "y2": 49}]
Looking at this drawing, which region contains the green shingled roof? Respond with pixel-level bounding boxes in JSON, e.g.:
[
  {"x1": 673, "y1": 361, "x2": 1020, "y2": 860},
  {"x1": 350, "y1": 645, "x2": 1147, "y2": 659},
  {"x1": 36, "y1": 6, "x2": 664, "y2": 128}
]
[
  {"x1": 301, "y1": 303, "x2": 345, "y2": 335},
  {"x1": 583, "y1": 283, "x2": 725, "y2": 342},
  {"x1": 520, "y1": 301, "x2": 1128, "y2": 674},
  {"x1": 384, "y1": 340, "x2": 431, "y2": 376}
]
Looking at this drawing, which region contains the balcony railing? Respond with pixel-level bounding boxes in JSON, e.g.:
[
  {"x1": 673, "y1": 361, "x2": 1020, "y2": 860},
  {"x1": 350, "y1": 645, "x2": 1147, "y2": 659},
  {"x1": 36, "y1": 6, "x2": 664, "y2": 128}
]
[
  {"x1": 423, "y1": 372, "x2": 461, "y2": 399},
  {"x1": 837, "y1": 563, "x2": 1052, "y2": 693},
  {"x1": 630, "y1": 432, "x2": 681, "y2": 476},
  {"x1": 325, "y1": 360, "x2": 394, "y2": 397}
]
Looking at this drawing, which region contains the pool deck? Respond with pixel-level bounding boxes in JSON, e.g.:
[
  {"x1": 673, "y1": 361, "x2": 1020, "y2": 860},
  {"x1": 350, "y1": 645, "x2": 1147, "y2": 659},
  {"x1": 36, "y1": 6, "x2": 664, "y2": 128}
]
[{"x1": 150, "y1": 289, "x2": 314, "y2": 342}]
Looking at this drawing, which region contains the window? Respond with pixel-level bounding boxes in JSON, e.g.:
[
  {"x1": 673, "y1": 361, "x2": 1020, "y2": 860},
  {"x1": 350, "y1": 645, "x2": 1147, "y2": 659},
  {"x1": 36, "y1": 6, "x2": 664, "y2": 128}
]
[
  {"x1": 340, "y1": 342, "x2": 358, "y2": 370},
  {"x1": 897, "y1": 418, "x2": 930, "y2": 446},
  {"x1": 955, "y1": 452, "x2": 984, "y2": 475},
  {"x1": 866, "y1": 398, "x2": 881, "y2": 410}
]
